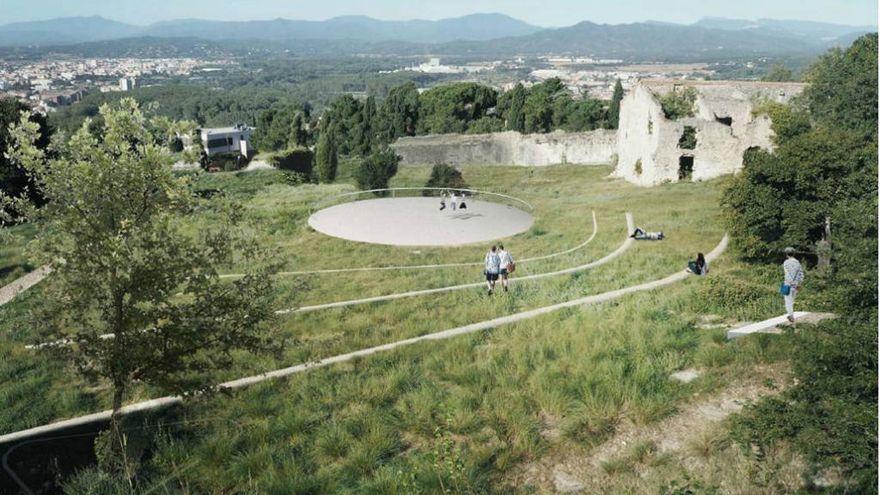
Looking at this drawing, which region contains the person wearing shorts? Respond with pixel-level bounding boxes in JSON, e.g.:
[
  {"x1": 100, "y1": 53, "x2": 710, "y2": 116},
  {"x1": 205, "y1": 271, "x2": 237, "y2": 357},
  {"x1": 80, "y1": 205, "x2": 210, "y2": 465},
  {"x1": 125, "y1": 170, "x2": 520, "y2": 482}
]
[
  {"x1": 484, "y1": 245, "x2": 501, "y2": 295},
  {"x1": 498, "y1": 244, "x2": 514, "y2": 292}
]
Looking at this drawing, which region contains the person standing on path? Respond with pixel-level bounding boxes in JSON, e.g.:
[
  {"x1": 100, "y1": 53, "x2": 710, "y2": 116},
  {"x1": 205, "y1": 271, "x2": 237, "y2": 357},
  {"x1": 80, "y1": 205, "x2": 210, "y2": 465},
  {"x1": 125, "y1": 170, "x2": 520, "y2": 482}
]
[
  {"x1": 498, "y1": 244, "x2": 515, "y2": 292},
  {"x1": 484, "y1": 245, "x2": 501, "y2": 295},
  {"x1": 450, "y1": 192, "x2": 458, "y2": 211},
  {"x1": 781, "y1": 246, "x2": 805, "y2": 323}
]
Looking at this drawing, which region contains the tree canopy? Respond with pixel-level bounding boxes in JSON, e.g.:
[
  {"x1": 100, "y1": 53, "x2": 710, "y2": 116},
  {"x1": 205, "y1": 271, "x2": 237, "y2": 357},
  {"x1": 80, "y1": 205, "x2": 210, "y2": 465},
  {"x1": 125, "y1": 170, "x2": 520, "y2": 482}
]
[
  {"x1": 6, "y1": 98, "x2": 279, "y2": 470},
  {"x1": 725, "y1": 34, "x2": 878, "y2": 491}
]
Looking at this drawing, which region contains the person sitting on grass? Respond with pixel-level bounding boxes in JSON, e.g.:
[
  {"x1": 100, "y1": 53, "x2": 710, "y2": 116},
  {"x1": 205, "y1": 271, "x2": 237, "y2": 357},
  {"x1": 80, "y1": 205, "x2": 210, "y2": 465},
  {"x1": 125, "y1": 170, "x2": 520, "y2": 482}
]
[
  {"x1": 484, "y1": 245, "x2": 501, "y2": 295},
  {"x1": 687, "y1": 252, "x2": 709, "y2": 276}
]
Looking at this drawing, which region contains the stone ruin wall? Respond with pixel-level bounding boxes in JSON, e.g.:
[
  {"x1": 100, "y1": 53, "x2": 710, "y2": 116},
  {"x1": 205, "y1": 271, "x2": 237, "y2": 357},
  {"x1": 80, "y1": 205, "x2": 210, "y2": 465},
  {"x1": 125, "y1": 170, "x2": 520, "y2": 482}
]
[
  {"x1": 614, "y1": 80, "x2": 807, "y2": 186},
  {"x1": 389, "y1": 80, "x2": 807, "y2": 187},
  {"x1": 392, "y1": 130, "x2": 618, "y2": 167}
]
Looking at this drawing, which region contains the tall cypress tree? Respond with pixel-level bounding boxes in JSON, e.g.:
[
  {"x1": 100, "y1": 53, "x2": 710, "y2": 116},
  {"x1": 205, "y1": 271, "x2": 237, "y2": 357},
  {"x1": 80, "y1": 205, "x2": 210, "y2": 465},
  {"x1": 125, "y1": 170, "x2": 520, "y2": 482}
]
[
  {"x1": 506, "y1": 83, "x2": 527, "y2": 133},
  {"x1": 315, "y1": 123, "x2": 338, "y2": 183},
  {"x1": 608, "y1": 79, "x2": 624, "y2": 129}
]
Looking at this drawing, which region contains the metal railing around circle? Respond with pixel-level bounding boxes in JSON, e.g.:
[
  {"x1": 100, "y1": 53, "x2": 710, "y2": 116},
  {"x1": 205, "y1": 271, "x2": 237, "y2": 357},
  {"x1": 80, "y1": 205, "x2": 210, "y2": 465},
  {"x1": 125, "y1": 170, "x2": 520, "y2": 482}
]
[{"x1": 310, "y1": 187, "x2": 535, "y2": 215}]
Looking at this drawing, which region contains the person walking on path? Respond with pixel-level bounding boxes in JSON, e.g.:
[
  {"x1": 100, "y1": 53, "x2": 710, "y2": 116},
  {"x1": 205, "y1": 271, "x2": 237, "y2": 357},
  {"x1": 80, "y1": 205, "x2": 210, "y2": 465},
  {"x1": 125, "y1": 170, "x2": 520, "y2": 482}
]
[
  {"x1": 781, "y1": 246, "x2": 805, "y2": 322},
  {"x1": 498, "y1": 244, "x2": 515, "y2": 292},
  {"x1": 484, "y1": 245, "x2": 501, "y2": 295}
]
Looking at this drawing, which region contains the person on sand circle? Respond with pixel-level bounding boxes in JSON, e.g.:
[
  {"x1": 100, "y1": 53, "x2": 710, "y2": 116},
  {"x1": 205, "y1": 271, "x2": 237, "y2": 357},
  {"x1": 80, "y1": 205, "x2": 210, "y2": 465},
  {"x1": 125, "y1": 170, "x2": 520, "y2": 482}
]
[
  {"x1": 450, "y1": 192, "x2": 458, "y2": 211},
  {"x1": 781, "y1": 246, "x2": 805, "y2": 323},
  {"x1": 484, "y1": 245, "x2": 501, "y2": 295},
  {"x1": 498, "y1": 244, "x2": 515, "y2": 292}
]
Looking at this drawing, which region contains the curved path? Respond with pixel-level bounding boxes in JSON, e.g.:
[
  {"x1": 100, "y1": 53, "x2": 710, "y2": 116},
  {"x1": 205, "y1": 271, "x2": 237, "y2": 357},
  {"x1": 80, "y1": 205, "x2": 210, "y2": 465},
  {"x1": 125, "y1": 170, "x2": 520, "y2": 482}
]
[
  {"x1": 277, "y1": 213, "x2": 632, "y2": 315},
  {"x1": 220, "y1": 211, "x2": 598, "y2": 278},
  {"x1": 0, "y1": 265, "x2": 51, "y2": 308},
  {"x1": 0, "y1": 233, "x2": 728, "y2": 445},
  {"x1": 26, "y1": 212, "x2": 605, "y2": 350}
]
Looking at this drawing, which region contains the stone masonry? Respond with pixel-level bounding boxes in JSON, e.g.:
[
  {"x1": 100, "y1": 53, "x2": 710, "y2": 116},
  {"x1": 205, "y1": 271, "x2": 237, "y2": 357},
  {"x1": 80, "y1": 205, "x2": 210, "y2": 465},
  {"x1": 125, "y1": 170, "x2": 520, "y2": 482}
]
[
  {"x1": 392, "y1": 129, "x2": 617, "y2": 167},
  {"x1": 613, "y1": 80, "x2": 807, "y2": 186},
  {"x1": 389, "y1": 79, "x2": 806, "y2": 186}
]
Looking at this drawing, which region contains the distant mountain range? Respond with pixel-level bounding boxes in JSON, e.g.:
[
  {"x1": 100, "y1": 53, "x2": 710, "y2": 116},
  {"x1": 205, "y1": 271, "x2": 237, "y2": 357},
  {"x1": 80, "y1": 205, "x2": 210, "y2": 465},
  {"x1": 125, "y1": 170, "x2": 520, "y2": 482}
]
[
  {"x1": 0, "y1": 13, "x2": 542, "y2": 46},
  {"x1": 0, "y1": 14, "x2": 874, "y2": 60}
]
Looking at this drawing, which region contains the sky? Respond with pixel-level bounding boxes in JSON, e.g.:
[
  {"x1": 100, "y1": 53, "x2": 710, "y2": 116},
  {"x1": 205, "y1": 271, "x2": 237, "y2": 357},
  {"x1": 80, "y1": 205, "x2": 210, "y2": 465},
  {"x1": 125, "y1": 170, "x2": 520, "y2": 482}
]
[{"x1": 0, "y1": 0, "x2": 877, "y2": 27}]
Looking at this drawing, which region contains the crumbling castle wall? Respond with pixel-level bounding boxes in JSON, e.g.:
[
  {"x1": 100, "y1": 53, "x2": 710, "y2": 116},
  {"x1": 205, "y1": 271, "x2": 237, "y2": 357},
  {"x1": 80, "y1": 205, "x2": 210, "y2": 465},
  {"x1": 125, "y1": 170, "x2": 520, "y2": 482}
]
[
  {"x1": 392, "y1": 130, "x2": 617, "y2": 167},
  {"x1": 614, "y1": 80, "x2": 807, "y2": 186}
]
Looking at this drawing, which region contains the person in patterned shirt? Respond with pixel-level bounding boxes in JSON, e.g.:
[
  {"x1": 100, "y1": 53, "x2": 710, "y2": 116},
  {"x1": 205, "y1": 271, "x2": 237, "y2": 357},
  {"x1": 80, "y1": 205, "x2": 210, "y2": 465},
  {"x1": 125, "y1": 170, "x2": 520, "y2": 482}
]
[{"x1": 782, "y1": 246, "x2": 805, "y2": 322}]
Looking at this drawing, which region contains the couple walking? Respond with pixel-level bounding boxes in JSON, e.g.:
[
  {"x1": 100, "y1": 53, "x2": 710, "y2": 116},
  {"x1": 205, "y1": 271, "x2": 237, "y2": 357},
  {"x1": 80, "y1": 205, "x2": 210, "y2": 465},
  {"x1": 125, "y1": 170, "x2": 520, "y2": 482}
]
[{"x1": 484, "y1": 245, "x2": 514, "y2": 295}]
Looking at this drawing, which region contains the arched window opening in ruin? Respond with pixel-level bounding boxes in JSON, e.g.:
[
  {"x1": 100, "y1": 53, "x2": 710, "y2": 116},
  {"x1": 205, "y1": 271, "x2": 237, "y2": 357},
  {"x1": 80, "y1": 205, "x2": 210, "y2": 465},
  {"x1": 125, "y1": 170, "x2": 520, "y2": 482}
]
[
  {"x1": 678, "y1": 126, "x2": 697, "y2": 150},
  {"x1": 714, "y1": 114, "x2": 733, "y2": 126},
  {"x1": 678, "y1": 155, "x2": 694, "y2": 181}
]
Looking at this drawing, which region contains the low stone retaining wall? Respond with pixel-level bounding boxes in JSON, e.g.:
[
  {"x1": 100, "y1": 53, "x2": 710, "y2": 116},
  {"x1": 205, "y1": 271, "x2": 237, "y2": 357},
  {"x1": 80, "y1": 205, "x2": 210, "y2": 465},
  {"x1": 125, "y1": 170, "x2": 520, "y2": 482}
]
[{"x1": 392, "y1": 130, "x2": 617, "y2": 167}]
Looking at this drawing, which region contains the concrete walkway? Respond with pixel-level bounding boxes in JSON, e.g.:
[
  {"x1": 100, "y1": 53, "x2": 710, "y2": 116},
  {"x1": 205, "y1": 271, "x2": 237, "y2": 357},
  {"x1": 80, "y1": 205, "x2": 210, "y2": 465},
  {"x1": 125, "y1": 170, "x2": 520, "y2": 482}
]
[
  {"x1": 0, "y1": 265, "x2": 51, "y2": 307},
  {"x1": 0, "y1": 232, "x2": 727, "y2": 445},
  {"x1": 726, "y1": 312, "x2": 836, "y2": 339},
  {"x1": 221, "y1": 211, "x2": 599, "y2": 278},
  {"x1": 276, "y1": 213, "x2": 633, "y2": 315}
]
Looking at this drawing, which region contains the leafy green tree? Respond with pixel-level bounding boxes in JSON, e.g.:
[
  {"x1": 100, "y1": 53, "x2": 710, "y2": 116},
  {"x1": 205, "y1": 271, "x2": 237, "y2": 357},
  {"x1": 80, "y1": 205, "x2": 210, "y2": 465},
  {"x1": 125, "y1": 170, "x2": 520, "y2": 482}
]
[
  {"x1": 725, "y1": 35, "x2": 877, "y2": 490},
  {"x1": 6, "y1": 99, "x2": 278, "y2": 472},
  {"x1": 323, "y1": 94, "x2": 362, "y2": 155},
  {"x1": 803, "y1": 33, "x2": 878, "y2": 139},
  {"x1": 352, "y1": 95, "x2": 376, "y2": 156},
  {"x1": 762, "y1": 63, "x2": 795, "y2": 82},
  {"x1": 423, "y1": 164, "x2": 468, "y2": 195},
  {"x1": 416, "y1": 82, "x2": 497, "y2": 134},
  {"x1": 499, "y1": 83, "x2": 527, "y2": 133},
  {"x1": 377, "y1": 82, "x2": 420, "y2": 142},
  {"x1": 608, "y1": 79, "x2": 624, "y2": 129},
  {"x1": 522, "y1": 78, "x2": 566, "y2": 134},
  {"x1": 288, "y1": 112, "x2": 308, "y2": 148},
  {"x1": 466, "y1": 116, "x2": 505, "y2": 134},
  {"x1": 253, "y1": 103, "x2": 311, "y2": 152},
  {"x1": 315, "y1": 124, "x2": 339, "y2": 183},
  {"x1": 753, "y1": 100, "x2": 812, "y2": 145},
  {"x1": 658, "y1": 87, "x2": 698, "y2": 120},
  {"x1": 356, "y1": 147, "x2": 400, "y2": 194},
  {"x1": 0, "y1": 98, "x2": 53, "y2": 208}
]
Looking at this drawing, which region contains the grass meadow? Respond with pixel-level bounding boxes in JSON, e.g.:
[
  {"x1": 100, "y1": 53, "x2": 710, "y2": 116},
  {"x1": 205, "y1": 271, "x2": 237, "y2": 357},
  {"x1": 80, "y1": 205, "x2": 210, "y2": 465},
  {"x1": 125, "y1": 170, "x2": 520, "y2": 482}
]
[{"x1": 0, "y1": 164, "x2": 814, "y2": 493}]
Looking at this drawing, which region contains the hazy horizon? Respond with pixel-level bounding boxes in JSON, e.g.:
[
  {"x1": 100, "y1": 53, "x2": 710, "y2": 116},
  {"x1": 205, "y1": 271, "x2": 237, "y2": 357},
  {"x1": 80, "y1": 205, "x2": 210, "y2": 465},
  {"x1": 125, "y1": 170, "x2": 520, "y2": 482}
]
[{"x1": 1, "y1": 0, "x2": 876, "y2": 28}]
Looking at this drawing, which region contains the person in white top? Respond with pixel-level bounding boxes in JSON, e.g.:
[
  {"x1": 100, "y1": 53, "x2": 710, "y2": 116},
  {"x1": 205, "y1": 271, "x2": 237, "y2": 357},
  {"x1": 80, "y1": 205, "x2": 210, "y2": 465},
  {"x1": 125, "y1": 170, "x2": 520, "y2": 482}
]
[
  {"x1": 450, "y1": 192, "x2": 458, "y2": 211},
  {"x1": 498, "y1": 244, "x2": 514, "y2": 292},
  {"x1": 781, "y1": 246, "x2": 805, "y2": 322},
  {"x1": 484, "y1": 245, "x2": 501, "y2": 295}
]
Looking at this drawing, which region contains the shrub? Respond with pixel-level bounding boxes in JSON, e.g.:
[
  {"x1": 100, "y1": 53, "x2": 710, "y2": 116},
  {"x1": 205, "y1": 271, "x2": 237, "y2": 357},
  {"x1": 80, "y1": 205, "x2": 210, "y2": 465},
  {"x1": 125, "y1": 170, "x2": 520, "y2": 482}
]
[
  {"x1": 659, "y1": 87, "x2": 698, "y2": 120},
  {"x1": 731, "y1": 316, "x2": 878, "y2": 492},
  {"x1": 271, "y1": 147, "x2": 314, "y2": 178},
  {"x1": 423, "y1": 164, "x2": 468, "y2": 196},
  {"x1": 356, "y1": 148, "x2": 400, "y2": 195},
  {"x1": 466, "y1": 116, "x2": 505, "y2": 134},
  {"x1": 678, "y1": 126, "x2": 697, "y2": 149}
]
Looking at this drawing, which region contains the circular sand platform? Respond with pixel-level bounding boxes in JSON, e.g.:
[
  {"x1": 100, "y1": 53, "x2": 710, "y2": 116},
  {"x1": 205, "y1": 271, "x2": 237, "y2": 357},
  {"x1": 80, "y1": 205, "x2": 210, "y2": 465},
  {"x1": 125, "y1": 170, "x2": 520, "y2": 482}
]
[{"x1": 308, "y1": 197, "x2": 534, "y2": 246}]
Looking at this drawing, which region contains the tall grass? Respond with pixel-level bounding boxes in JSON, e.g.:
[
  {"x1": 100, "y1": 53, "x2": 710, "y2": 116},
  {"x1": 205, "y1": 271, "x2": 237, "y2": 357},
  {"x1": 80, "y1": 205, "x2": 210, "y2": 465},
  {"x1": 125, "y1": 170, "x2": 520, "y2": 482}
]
[{"x1": 0, "y1": 165, "x2": 806, "y2": 493}]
